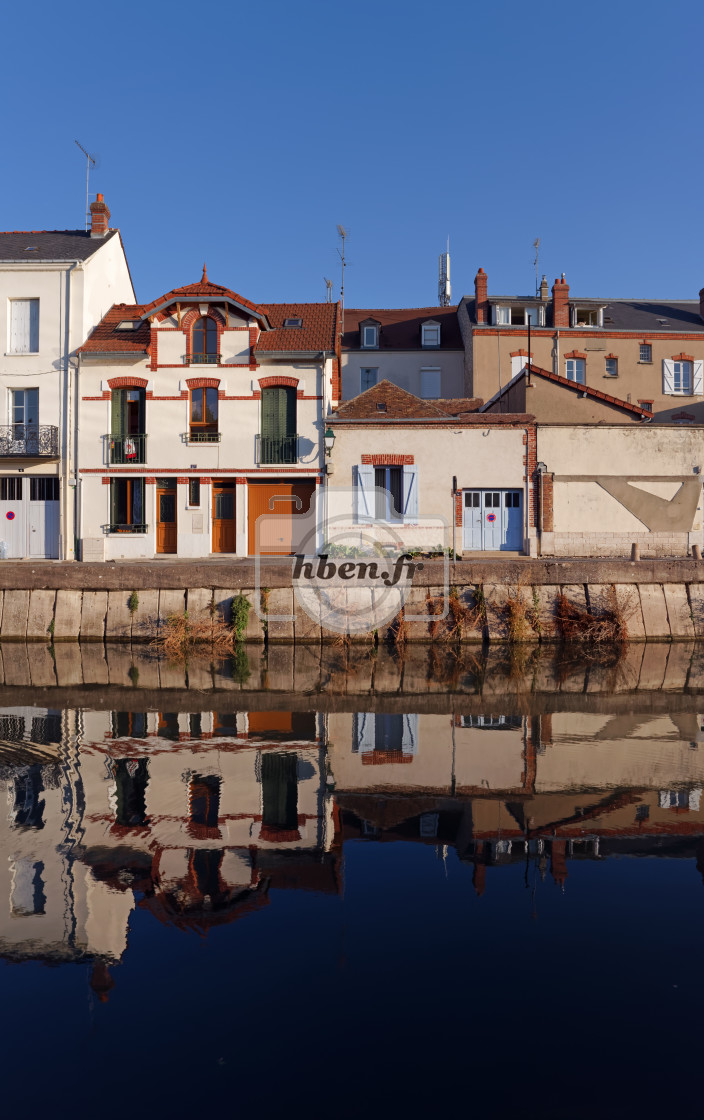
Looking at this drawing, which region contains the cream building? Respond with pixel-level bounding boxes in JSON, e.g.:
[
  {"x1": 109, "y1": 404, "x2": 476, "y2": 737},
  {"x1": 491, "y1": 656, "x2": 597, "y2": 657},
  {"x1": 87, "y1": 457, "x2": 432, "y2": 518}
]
[{"x1": 0, "y1": 196, "x2": 134, "y2": 558}]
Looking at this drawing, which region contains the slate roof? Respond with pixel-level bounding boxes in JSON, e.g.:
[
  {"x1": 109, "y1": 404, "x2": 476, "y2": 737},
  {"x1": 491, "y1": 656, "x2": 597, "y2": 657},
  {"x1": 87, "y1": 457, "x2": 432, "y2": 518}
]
[
  {"x1": 0, "y1": 228, "x2": 119, "y2": 262},
  {"x1": 254, "y1": 302, "x2": 340, "y2": 353},
  {"x1": 343, "y1": 306, "x2": 463, "y2": 350},
  {"x1": 460, "y1": 292, "x2": 704, "y2": 333},
  {"x1": 480, "y1": 363, "x2": 654, "y2": 419}
]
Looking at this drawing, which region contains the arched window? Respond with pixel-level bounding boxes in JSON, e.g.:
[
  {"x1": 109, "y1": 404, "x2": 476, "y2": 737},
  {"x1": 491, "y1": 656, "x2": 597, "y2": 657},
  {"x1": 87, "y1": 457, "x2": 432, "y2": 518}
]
[{"x1": 191, "y1": 316, "x2": 218, "y2": 364}]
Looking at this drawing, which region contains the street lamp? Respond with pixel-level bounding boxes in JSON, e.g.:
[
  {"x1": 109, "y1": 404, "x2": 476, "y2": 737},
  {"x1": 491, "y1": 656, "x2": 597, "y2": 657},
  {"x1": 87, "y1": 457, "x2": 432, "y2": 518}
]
[{"x1": 324, "y1": 427, "x2": 335, "y2": 457}]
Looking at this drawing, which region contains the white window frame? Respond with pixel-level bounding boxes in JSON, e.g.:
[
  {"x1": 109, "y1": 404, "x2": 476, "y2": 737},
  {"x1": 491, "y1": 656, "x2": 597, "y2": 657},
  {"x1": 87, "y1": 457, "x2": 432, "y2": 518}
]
[
  {"x1": 421, "y1": 322, "x2": 441, "y2": 347},
  {"x1": 494, "y1": 305, "x2": 542, "y2": 327},
  {"x1": 360, "y1": 367, "x2": 378, "y2": 393},
  {"x1": 663, "y1": 359, "x2": 700, "y2": 395},
  {"x1": 639, "y1": 344, "x2": 652, "y2": 363},
  {"x1": 420, "y1": 367, "x2": 441, "y2": 399},
  {"x1": 8, "y1": 299, "x2": 39, "y2": 355},
  {"x1": 565, "y1": 358, "x2": 586, "y2": 384},
  {"x1": 10, "y1": 387, "x2": 39, "y2": 427},
  {"x1": 494, "y1": 306, "x2": 510, "y2": 325},
  {"x1": 361, "y1": 325, "x2": 378, "y2": 348},
  {"x1": 605, "y1": 358, "x2": 618, "y2": 377},
  {"x1": 571, "y1": 306, "x2": 603, "y2": 328}
]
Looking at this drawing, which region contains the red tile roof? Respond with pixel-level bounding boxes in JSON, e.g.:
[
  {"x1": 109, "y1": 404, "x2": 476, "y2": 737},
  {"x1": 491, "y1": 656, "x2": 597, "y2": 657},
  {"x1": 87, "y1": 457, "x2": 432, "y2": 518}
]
[
  {"x1": 333, "y1": 380, "x2": 484, "y2": 419},
  {"x1": 141, "y1": 265, "x2": 265, "y2": 319},
  {"x1": 78, "y1": 303, "x2": 151, "y2": 353},
  {"x1": 482, "y1": 362, "x2": 655, "y2": 419},
  {"x1": 343, "y1": 306, "x2": 463, "y2": 350},
  {"x1": 255, "y1": 302, "x2": 340, "y2": 353}
]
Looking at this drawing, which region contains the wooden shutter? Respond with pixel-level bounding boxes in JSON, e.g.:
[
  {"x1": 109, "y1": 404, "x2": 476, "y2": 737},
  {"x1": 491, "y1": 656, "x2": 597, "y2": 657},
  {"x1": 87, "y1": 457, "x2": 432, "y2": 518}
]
[
  {"x1": 10, "y1": 301, "x2": 29, "y2": 353},
  {"x1": 355, "y1": 464, "x2": 375, "y2": 522},
  {"x1": 402, "y1": 464, "x2": 418, "y2": 522},
  {"x1": 28, "y1": 300, "x2": 39, "y2": 352},
  {"x1": 663, "y1": 360, "x2": 675, "y2": 394},
  {"x1": 693, "y1": 361, "x2": 703, "y2": 396},
  {"x1": 111, "y1": 390, "x2": 127, "y2": 438},
  {"x1": 420, "y1": 369, "x2": 441, "y2": 398}
]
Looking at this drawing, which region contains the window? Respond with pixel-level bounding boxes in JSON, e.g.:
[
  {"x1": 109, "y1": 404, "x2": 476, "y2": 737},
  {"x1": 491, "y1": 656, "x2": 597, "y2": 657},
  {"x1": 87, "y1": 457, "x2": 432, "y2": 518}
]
[
  {"x1": 361, "y1": 324, "x2": 378, "y2": 348},
  {"x1": 573, "y1": 307, "x2": 600, "y2": 327},
  {"x1": 495, "y1": 305, "x2": 540, "y2": 326},
  {"x1": 421, "y1": 322, "x2": 441, "y2": 347},
  {"x1": 259, "y1": 385, "x2": 297, "y2": 463},
  {"x1": 360, "y1": 367, "x2": 378, "y2": 392},
  {"x1": 663, "y1": 359, "x2": 701, "y2": 395},
  {"x1": 495, "y1": 306, "x2": 510, "y2": 325},
  {"x1": 109, "y1": 478, "x2": 146, "y2": 532},
  {"x1": 356, "y1": 462, "x2": 417, "y2": 523},
  {"x1": 11, "y1": 388, "x2": 38, "y2": 429},
  {"x1": 565, "y1": 359, "x2": 586, "y2": 384},
  {"x1": 116, "y1": 320, "x2": 141, "y2": 330},
  {"x1": 420, "y1": 368, "x2": 441, "y2": 398},
  {"x1": 283, "y1": 317, "x2": 302, "y2": 328},
  {"x1": 640, "y1": 343, "x2": 652, "y2": 363},
  {"x1": 111, "y1": 388, "x2": 145, "y2": 462},
  {"x1": 9, "y1": 299, "x2": 39, "y2": 353},
  {"x1": 191, "y1": 316, "x2": 219, "y2": 364},
  {"x1": 30, "y1": 478, "x2": 59, "y2": 501},
  {"x1": 639, "y1": 400, "x2": 653, "y2": 412},
  {"x1": 375, "y1": 466, "x2": 403, "y2": 521},
  {"x1": 188, "y1": 478, "x2": 201, "y2": 506},
  {"x1": 0, "y1": 477, "x2": 22, "y2": 500},
  {"x1": 605, "y1": 358, "x2": 618, "y2": 377},
  {"x1": 189, "y1": 387, "x2": 219, "y2": 441}
]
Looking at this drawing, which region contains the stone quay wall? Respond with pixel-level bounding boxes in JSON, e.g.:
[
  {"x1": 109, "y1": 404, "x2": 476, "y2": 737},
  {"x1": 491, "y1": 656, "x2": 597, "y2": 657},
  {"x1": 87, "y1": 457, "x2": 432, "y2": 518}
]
[{"x1": 0, "y1": 558, "x2": 701, "y2": 642}]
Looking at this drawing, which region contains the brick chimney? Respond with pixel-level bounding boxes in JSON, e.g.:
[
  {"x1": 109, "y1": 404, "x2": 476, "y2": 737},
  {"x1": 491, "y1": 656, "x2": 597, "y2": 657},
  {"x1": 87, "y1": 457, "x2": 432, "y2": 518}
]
[
  {"x1": 552, "y1": 274, "x2": 570, "y2": 327},
  {"x1": 474, "y1": 268, "x2": 488, "y2": 324},
  {"x1": 699, "y1": 287, "x2": 704, "y2": 322},
  {"x1": 90, "y1": 193, "x2": 111, "y2": 238},
  {"x1": 539, "y1": 274, "x2": 549, "y2": 301}
]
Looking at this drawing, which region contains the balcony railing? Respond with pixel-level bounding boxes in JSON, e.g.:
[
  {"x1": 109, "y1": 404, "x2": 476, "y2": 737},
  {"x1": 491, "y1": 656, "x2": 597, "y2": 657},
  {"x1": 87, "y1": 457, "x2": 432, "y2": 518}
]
[
  {"x1": 106, "y1": 434, "x2": 147, "y2": 464},
  {"x1": 107, "y1": 523, "x2": 149, "y2": 535},
  {"x1": 187, "y1": 353, "x2": 221, "y2": 365},
  {"x1": 0, "y1": 425, "x2": 59, "y2": 458},
  {"x1": 184, "y1": 430, "x2": 221, "y2": 443},
  {"x1": 255, "y1": 434, "x2": 299, "y2": 465}
]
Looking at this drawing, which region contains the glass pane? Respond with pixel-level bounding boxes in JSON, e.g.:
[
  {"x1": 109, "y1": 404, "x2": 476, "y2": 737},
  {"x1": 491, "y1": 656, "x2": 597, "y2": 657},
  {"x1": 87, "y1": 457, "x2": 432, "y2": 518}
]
[
  {"x1": 132, "y1": 481, "x2": 143, "y2": 524},
  {"x1": 193, "y1": 320, "x2": 205, "y2": 354},
  {"x1": 191, "y1": 391, "x2": 203, "y2": 423},
  {"x1": 159, "y1": 494, "x2": 175, "y2": 522},
  {"x1": 205, "y1": 319, "x2": 218, "y2": 354},
  {"x1": 205, "y1": 388, "x2": 219, "y2": 425},
  {"x1": 388, "y1": 468, "x2": 403, "y2": 519},
  {"x1": 215, "y1": 493, "x2": 234, "y2": 520}
]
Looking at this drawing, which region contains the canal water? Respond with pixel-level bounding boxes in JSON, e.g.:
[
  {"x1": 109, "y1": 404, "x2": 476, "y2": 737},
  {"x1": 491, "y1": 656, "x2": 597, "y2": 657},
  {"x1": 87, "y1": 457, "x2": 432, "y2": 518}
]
[{"x1": 1, "y1": 642, "x2": 703, "y2": 1118}]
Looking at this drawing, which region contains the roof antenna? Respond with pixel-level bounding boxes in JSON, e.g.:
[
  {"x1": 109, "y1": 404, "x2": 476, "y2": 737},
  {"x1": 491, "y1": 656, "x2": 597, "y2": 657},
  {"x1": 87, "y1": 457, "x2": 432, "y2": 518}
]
[
  {"x1": 336, "y1": 224, "x2": 347, "y2": 339},
  {"x1": 75, "y1": 140, "x2": 97, "y2": 232},
  {"x1": 438, "y1": 237, "x2": 451, "y2": 306},
  {"x1": 324, "y1": 277, "x2": 333, "y2": 303},
  {"x1": 533, "y1": 237, "x2": 541, "y2": 297}
]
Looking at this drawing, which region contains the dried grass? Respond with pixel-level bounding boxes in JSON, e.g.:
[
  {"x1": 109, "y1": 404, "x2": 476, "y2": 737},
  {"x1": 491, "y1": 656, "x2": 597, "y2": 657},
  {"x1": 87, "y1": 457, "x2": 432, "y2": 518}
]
[
  {"x1": 555, "y1": 586, "x2": 628, "y2": 647},
  {"x1": 155, "y1": 611, "x2": 239, "y2": 659}
]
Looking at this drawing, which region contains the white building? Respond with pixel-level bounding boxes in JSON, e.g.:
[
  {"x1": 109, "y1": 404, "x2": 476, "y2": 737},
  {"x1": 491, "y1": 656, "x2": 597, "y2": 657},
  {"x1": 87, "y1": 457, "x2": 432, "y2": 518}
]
[
  {"x1": 77, "y1": 270, "x2": 340, "y2": 559},
  {"x1": 0, "y1": 195, "x2": 134, "y2": 558}
]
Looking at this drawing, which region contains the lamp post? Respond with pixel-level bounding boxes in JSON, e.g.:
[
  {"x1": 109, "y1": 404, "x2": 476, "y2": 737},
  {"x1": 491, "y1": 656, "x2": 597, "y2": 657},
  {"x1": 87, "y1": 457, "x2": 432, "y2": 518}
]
[{"x1": 324, "y1": 427, "x2": 335, "y2": 457}]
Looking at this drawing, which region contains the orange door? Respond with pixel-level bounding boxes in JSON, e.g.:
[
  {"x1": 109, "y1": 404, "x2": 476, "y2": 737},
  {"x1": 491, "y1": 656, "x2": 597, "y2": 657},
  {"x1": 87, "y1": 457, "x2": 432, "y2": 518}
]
[
  {"x1": 156, "y1": 486, "x2": 177, "y2": 554},
  {"x1": 212, "y1": 482, "x2": 236, "y2": 553},
  {"x1": 247, "y1": 480, "x2": 315, "y2": 556}
]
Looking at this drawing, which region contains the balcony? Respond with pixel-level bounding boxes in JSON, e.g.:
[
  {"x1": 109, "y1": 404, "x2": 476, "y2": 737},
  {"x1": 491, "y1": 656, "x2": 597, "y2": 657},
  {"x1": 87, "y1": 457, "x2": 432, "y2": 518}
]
[
  {"x1": 183, "y1": 430, "x2": 221, "y2": 444},
  {"x1": 187, "y1": 353, "x2": 221, "y2": 365},
  {"x1": 107, "y1": 523, "x2": 149, "y2": 535},
  {"x1": 255, "y1": 434, "x2": 299, "y2": 465},
  {"x1": 106, "y1": 434, "x2": 147, "y2": 465},
  {"x1": 0, "y1": 425, "x2": 59, "y2": 458}
]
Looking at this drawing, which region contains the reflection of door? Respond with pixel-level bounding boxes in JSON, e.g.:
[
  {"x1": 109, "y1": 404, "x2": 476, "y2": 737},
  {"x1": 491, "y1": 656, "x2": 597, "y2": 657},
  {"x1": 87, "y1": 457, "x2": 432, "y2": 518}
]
[
  {"x1": 212, "y1": 482, "x2": 235, "y2": 553},
  {"x1": 463, "y1": 490, "x2": 523, "y2": 551},
  {"x1": 247, "y1": 480, "x2": 315, "y2": 555},
  {"x1": 156, "y1": 482, "x2": 177, "y2": 554}
]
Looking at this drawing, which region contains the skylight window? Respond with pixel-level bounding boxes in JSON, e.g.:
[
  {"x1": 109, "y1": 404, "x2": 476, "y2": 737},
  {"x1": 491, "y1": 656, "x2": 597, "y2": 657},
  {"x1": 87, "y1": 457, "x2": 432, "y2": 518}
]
[
  {"x1": 283, "y1": 317, "x2": 303, "y2": 328},
  {"x1": 116, "y1": 320, "x2": 141, "y2": 330},
  {"x1": 24, "y1": 246, "x2": 38, "y2": 252}
]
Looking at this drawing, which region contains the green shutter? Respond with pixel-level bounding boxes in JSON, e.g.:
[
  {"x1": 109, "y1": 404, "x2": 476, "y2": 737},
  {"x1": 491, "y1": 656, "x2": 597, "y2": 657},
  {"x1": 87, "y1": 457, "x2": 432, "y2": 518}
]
[
  {"x1": 261, "y1": 752, "x2": 298, "y2": 830},
  {"x1": 261, "y1": 387, "x2": 296, "y2": 438},
  {"x1": 111, "y1": 389, "x2": 127, "y2": 438},
  {"x1": 261, "y1": 387, "x2": 277, "y2": 440}
]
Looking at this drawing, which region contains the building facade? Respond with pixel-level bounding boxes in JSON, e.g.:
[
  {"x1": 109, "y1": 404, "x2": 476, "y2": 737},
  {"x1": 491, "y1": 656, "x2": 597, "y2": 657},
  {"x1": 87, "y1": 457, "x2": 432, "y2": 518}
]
[
  {"x1": 77, "y1": 271, "x2": 340, "y2": 559},
  {"x1": 0, "y1": 196, "x2": 134, "y2": 559}
]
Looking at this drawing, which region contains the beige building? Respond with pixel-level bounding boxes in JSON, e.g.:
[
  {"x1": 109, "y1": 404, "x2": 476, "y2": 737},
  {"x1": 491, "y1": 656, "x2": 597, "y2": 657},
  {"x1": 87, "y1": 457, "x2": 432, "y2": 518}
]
[{"x1": 458, "y1": 269, "x2": 704, "y2": 424}]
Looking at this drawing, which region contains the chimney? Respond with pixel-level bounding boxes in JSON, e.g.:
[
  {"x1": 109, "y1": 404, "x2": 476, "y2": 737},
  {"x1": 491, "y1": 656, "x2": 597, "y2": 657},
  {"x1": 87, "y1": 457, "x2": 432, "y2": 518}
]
[
  {"x1": 539, "y1": 274, "x2": 549, "y2": 301},
  {"x1": 474, "y1": 268, "x2": 488, "y2": 324},
  {"x1": 699, "y1": 287, "x2": 704, "y2": 322},
  {"x1": 552, "y1": 274, "x2": 570, "y2": 327},
  {"x1": 90, "y1": 193, "x2": 111, "y2": 238}
]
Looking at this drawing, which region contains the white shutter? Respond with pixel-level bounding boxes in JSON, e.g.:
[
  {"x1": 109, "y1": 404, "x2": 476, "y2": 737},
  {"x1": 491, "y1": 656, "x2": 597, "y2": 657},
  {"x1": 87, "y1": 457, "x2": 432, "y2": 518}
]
[
  {"x1": 402, "y1": 465, "x2": 418, "y2": 522},
  {"x1": 663, "y1": 359, "x2": 675, "y2": 394},
  {"x1": 693, "y1": 361, "x2": 703, "y2": 396},
  {"x1": 401, "y1": 714, "x2": 418, "y2": 755},
  {"x1": 28, "y1": 300, "x2": 39, "y2": 352},
  {"x1": 355, "y1": 713, "x2": 375, "y2": 753},
  {"x1": 511, "y1": 355, "x2": 527, "y2": 379},
  {"x1": 420, "y1": 368, "x2": 441, "y2": 398},
  {"x1": 10, "y1": 301, "x2": 29, "y2": 354},
  {"x1": 355, "y1": 464, "x2": 374, "y2": 523}
]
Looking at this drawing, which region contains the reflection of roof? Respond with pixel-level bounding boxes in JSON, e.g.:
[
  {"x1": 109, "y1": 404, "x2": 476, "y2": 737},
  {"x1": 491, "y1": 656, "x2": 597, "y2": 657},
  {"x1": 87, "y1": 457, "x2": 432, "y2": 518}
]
[{"x1": 139, "y1": 885, "x2": 270, "y2": 934}]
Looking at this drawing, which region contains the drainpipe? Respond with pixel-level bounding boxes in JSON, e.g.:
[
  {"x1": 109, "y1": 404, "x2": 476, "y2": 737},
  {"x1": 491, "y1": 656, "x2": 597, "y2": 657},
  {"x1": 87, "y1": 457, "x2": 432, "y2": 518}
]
[{"x1": 553, "y1": 329, "x2": 560, "y2": 376}]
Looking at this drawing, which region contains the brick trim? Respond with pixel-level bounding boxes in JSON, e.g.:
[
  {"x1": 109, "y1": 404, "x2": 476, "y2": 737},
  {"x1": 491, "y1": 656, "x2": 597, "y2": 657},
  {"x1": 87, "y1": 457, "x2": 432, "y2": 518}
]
[
  {"x1": 672, "y1": 411, "x2": 695, "y2": 421},
  {"x1": 672, "y1": 352, "x2": 695, "y2": 362},
  {"x1": 107, "y1": 376, "x2": 149, "y2": 389},
  {"x1": 605, "y1": 352, "x2": 618, "y2": 361},
  {"x1": 564, "y1": 350, "x2": 587, "y2": 360},
  {"x1": 258, "y1": 375, "x2": 299, "y2": 389},
  {"x1": 185, "y1": 376, "x2": 220, "y2": 390},
  {"x1": 360, "y1": 454, "x2": 414, "y2": 465},
  {"x1": 510, "y1": 349, "x2": 530, "y2": 358}
]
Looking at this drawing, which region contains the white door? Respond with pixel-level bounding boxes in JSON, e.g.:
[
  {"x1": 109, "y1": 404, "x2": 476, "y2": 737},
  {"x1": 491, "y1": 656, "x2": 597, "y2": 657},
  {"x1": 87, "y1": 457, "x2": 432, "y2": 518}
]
[
  {"x1": 0, "y1": 478, "x2": 27, "y2": 557},
  {"x1": 29, "y1": 478, "x2": 60, "y2": 559},
  {"x1": 463, "y1": 491, "x2": 482, "y2": 550},
  {"x1": 502, "y1": 490, "x2": 523, "y2": 550},
  {"x1": 482, "y1": 491, "x2": 502, "y2": 549}
]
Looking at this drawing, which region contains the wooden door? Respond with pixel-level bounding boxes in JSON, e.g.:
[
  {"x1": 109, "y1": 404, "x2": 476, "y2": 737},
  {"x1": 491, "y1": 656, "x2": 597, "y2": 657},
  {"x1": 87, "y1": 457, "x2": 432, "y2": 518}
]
[
  {"x1": 212, "y1": 482, "x2": 235, "y2": 553},
  {"x1": 247, "y1": 480, "x2": 315, "y2": 556},
  {"x1": 156, "y1": 486, "x2": 177, "y2": 554}
]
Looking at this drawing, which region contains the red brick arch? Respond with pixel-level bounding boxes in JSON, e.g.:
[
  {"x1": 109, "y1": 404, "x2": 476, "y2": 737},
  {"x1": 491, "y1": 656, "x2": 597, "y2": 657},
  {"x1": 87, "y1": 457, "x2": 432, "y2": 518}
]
[
  {"x1": 181, "y1": 306, "x2": 226, "y2": 331},
  {"x1": 107, "y1": 376, "x2": 149, "y2": 389},
  {"x1": 564, "y1": 350, "x2": 587, "y2": 360},
  {"x1": 185, "y1": 377, "x2": 220, "y2": 390},
  {"x1": 672, "y1": 353, "x2": 694, "y2": 362},
  {"x1": 258, "y1": 375, "x2": 299, "y2": 389}
]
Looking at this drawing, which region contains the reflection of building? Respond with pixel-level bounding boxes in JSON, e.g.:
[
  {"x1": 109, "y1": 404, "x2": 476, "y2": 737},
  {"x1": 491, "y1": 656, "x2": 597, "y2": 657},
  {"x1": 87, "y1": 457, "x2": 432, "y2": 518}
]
[
  {"x1": 0, "y1": 706, "x2": 340, "y2": 985},
  {"x1": 330, "y1": 708, "x2": 704, "y2": 893}
]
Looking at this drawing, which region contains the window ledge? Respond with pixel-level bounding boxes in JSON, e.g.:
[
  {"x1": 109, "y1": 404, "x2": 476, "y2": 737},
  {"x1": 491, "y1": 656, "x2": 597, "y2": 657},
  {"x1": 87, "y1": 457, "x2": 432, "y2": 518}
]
[
  {"x1": 637, "y1": 361, "x2": 653, "y2": 365},
  {"x1": 4, "y1": 352, "x2": 39, "y2": 357}
]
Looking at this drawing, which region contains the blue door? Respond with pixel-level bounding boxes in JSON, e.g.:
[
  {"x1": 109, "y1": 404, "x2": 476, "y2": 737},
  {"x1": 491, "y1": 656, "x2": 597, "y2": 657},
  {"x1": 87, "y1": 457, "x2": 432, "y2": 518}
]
[{"x1": 463, "y1": 489, "x2": 523, "y2": 551}]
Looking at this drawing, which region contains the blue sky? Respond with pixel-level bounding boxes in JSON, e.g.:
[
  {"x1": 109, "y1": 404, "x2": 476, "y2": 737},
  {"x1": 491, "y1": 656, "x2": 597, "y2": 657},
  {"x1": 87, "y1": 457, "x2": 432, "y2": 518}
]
[{"x1": 2, "y1": 0, "x2": 702, "y2": 307}]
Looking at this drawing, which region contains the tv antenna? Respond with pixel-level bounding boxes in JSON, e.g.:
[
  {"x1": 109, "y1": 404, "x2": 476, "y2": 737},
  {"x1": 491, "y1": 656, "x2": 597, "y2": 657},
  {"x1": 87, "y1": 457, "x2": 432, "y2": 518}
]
[
  {"x1": 336, "y1": 225, "x2": 348, "y2": 310},
  {"x1": 75, "y1": 140, "x2": 98, "y2": 231},
  {"x1": 324, "y1": 277, "x2": 333, "y2": 303},
  {"x1": 533, "y1": 237, "x2": 541, "y2": 296},
  {"x1": 438, "y1": 237, "x2": 451, "y2": 307}
]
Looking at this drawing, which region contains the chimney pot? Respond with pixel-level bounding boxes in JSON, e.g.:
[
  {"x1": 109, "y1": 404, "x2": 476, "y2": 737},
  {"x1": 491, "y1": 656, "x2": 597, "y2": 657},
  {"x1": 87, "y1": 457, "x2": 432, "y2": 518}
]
[
  {"x1": 89, "y1": 193, "x2": 111, "y2": 238},
  {"x1": 552, "y1": 274, "x2": 570, "y2": 327}
]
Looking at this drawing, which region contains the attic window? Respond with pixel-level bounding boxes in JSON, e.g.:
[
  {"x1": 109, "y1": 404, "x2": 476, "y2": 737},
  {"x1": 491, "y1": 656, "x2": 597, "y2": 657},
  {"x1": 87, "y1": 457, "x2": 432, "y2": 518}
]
[
  {"x1": 376, "y1": 402, "x2": 387, "y2": 412},
  {"x1": 572, "y1": 307, "x2": 602, "y2": 328},
  {"x1": 116, "y1": 320, "x2": 141, "y2": 330},
  {"x1": 421, "y1": 322, "x2": 441, "y2": 347},
  {"x1": 23, "y1": 246, "x2": 38, "y2": 252},
  {"x1": 362, "y1": 325, "x2": 379, "y2": 348},
  {"x1": 283, "y1": 317, "x2": 303, "y2": 328}
]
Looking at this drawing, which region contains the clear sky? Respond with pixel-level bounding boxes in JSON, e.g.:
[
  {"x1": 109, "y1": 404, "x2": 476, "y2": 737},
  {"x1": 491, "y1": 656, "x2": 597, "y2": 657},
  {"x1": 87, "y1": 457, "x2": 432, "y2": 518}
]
[{"x1": 2, "y1": 0, "x2": 702, "y2": 308}]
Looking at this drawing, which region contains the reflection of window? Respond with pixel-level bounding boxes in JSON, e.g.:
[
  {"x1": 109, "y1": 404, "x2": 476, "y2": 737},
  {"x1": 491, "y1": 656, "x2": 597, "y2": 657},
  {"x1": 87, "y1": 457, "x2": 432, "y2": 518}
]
[
  {"x1": 460, "y1": 715, "x2": 523, "y2": 729},
  {"x1": 636, "y1": 804, "x2": 650, "y2": 821},
  {"x1": 113, "y1": 758, "x2": 149, "y2": 826},
  {"x1": 158, "y1": 713, "x2": 180, "y2": 741},
  {"x1": 213, "y1": 712, "x2": 238, "y2": 737},
  {"x1": 261, "y1": 752, "x2": 298, "y2": 832},
  {"x1": 10, "y1": 859, "x2": 45, "y2": 915},
  {"x1": 353, "y1": 713, "x2": 418, "y2": 757},
  {"x1": 420, "y1": 812, "x2": 439, "y2": 838},
  {"x1": 189, "y1": 713, "x2": 202, "y2": 737},
  {"x1": 659, "y1": 789, "x2": 702, "y2": 810},
  {"x1": 189, "y1": 775, "x2": 221, "y2": 828},
  {"x1": 190, "y1": 387, "x2": 219, "y2": 439},
  {"x1": 247, "y1": 711, "x2": 316, "y2": 741},
  {"x1": 111, "y1": 712, "x2": 148, "y2": 738},
  {"x1": 12, "y1": 766, "x2": 45, "y2": 828}
]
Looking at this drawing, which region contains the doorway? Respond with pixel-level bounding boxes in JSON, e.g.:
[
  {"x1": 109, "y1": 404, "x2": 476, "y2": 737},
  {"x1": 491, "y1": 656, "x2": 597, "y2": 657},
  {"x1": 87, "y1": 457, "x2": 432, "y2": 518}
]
[
  {"x1": 212, "y1": 481, "x2": 236, "y2": 553},
  {"x1": 247, "y1": 479, "x2": 315, "y2": 555},
  {"x1": 156, "y1": 480, "x2": 177, "y2": 554},
  {"x1": 463, "y1": 490, "x2": 523, "y2": 551}
]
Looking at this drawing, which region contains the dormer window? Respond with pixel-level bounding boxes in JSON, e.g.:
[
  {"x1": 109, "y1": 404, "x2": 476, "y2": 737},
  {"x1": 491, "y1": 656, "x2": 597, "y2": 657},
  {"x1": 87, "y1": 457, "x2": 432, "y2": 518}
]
[
  {"x1": 421, "y1": 322, "x2": 441, "y2": 347},
  {"x1": 572, "y1": 307, "x2": 603, "y2": 328},
  {"x1": 362, "y1": 324, "x2": 379, "y2": 348},
  {"x1": 494, "y1": 305, "x2": 541, "y2": 326},
  {"x1": 191, "y1": 316, "x2": 219, "y2": 365}
]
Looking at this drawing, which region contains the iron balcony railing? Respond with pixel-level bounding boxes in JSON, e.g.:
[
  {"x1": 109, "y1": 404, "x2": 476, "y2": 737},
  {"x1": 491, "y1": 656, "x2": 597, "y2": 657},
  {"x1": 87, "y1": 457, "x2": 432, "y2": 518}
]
[
  {"x1": 184, "y1": 430, "x2": 221, "y2": 443},
  {"x1": 0, "y1": 425, "x2": 59, "y2": 458},
  {"x1": 106, "y1": 434, "x2": 147, "y2": 464},
  {"x1": 255, "y1": 433, "x2": 299, "y2": 465},
  {"x1": 188, "y1": 353, "x2": 221, "y2": 365},
  {"x1": 107, "y1": 523, "x2": 149, "y2": 535}
]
